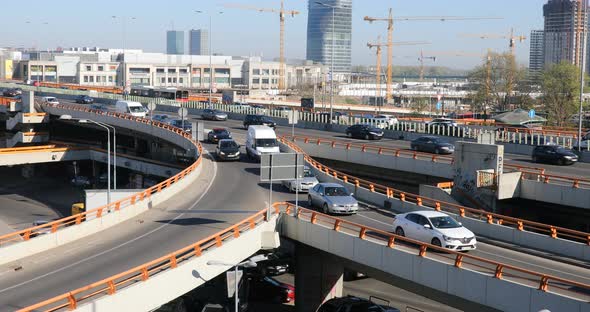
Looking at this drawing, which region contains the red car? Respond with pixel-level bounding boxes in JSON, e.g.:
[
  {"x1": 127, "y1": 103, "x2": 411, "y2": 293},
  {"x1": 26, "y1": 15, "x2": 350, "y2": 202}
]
[{"x1": 248, "y1": 276, "x2": 295, "y2": 303}]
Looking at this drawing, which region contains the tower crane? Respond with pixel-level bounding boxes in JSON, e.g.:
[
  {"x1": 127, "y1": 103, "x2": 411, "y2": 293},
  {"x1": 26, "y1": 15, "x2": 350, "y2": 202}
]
[
  {"x1": 418, "y1": 50, "x2": 436, "y2": 81},
  {"x1": 364, "y1": 10, "x2": 501, "y2": 103},
  {"x1": 224, "y1": 1, "x2": 299, "y2": 90},
  {"x1": 460, "y1": 28, "x2": 526, "y2": 56}
]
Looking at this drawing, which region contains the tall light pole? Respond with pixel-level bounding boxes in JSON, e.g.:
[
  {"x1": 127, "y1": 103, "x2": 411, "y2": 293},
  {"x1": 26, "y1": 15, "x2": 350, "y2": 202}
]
[
  {"x1": 315, "y1": 1, "x2": 338, "y2": 124},
  {"x1": 207, "y1": 259, "x2": 257, "y2": 312},
  {"x1": 87, "y1": 120, "x2": 117, "y2": 190},
  {"x1": 196, "y1": 10, "x2": 224, "y2": 105},
  {"x1": 112, "y1": 16, "x2": 136, "y2": 90},
  {"x1": 578, "y1": 2, "x2": 588, "y2": 152},
  {"x1": 59, "y1": 115, "x2": 113, "y2": 204}
]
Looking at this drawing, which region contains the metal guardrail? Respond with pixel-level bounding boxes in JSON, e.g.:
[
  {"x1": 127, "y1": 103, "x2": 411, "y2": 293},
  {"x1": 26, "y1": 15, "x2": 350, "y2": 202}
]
[
  {"x1": 282, "y1": 203, "x2": 590, "y2": 301},
  {"x1": 280, "y1": 137, "x2": 590, "y2": 245},
  {"x1": 0, "y1": 104, "x2": 203, "y2": 247},
  {"x1": 17, "y1": 207, "x2": 276, "y2": 312},
  {"x1": 287, "y1": 135, "x2": 590, "y2": 189}
]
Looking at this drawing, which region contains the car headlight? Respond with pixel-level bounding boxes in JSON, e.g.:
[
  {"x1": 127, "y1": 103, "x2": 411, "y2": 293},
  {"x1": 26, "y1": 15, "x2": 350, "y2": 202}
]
[
  {"x1": 443, "y1": 235, "x2": 456, "y2": 242},
  {"x1": 219, "y1": 151, "x2": 226, "y2": 155},
  {"x1": 563, "y1": 156, "x2": 573, "y2": 159},
  {"x1": 213, "y1": 135, "x2": 217, "y2": 138}
]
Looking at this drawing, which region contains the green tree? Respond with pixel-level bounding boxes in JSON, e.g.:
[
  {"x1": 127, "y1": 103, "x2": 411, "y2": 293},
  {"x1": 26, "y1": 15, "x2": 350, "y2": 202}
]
[
  {"x1": 410, "y1": 97, "x2": 429, "y2": 114},
  {"x1": 541, "y1": 61, "x2": 580, "y2": 127}
]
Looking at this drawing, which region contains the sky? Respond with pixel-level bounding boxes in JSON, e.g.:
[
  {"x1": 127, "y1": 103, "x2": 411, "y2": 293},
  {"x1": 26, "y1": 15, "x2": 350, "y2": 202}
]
[{"x1": 0, "y1": 0, "x2": 549, "y2": 69}]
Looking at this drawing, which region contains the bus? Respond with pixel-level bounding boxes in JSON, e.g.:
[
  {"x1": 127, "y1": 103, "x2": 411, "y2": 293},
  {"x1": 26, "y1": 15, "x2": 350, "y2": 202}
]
[{"x1": 130, "y1": 86, "x2": 189, "y2": 102}]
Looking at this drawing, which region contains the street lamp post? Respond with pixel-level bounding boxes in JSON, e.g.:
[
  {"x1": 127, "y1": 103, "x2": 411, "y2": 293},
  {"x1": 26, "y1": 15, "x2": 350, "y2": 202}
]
[
  {"x1": 578, "y1": 7, "x2": 588, "y2": 152},
  {"x1": 112, "y1": 16, "x2": 136, "y2": 90},
  {"x1": 207, "y1": 259, "x2": 257, "y2": 312},
  {"x1": 88, "y1": 120, "x2": 117, "y2": 190},
  {"x1": 315, "y1": 1, "x2": 338, "y2": 124},
  {"x1": 196, "y1": 11, "x2": 224, "y2": 105}
]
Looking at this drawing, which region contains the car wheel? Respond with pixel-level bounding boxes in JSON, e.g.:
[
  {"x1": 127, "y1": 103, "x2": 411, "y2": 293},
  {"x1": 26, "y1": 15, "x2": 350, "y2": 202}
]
[
  {"x1": 322, "y1": 203, "x2": 330, "y2": 214},
  {"x1": 558, "y1": 158, "x2": 566, "y2": 166},
  {"x1": 532, "y1": 155, "x2": 538, "y2": 163},
  {"x1": 434, "y1": 148, "x2": 440, "y2": 154},
  {"x1": 395, "y1": 227, "x2": 405, "y2": 237},
  {"x1": 346, "y1": 132, "x2": 351, "y2": 138},
  {"x1": 411, "y1": 145, "x2": 416, "y2": 151},
  {"x1": 307, "y1": 196, "x2": 313, "y2": 207},
  {"x1": 364, "y1": 134, "x2": 370, "y2": 140},
  {"x1": 432, "y1": 238, "x2": 442, "y2": 247}
]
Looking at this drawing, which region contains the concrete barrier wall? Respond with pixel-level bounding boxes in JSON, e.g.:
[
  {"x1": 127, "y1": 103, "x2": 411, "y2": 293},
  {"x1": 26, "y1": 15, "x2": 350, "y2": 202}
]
[
  {"x1": 279, "y1": 215, "x2": 588, "y2": 312},
  {"x1": 74, "y1": 217, "x2": 278, "y2": 312},
  {"x1": 295, "y1": 141, "x2": 454, "y2": 179},
  {"x1": 0, "y1": 107, "x2": 203, "y2": 266},
  {"x1": 419, "y1": 185, "x2": 461, "y2": 205},
  {"x1": 520, "y1": 179, "x2": 590, "y2": 210},
  {"x1": 280, "y1": 142, "x2": 590, "y2": 262}
]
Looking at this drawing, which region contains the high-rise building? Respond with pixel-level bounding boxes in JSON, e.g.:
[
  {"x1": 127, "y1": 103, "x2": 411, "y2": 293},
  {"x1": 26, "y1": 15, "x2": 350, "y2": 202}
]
[
  {"x1": 189, "y1": 29, "x2": 209, "y2": 55},
  {"x1": 529, "y1": 30, "x2": 545, "y2": 78},
  {"x1": 166, "y1": 30, "x2": 185, "y2": 55},
  {"x1": 543, "y1": 0, "x2": 589, "y2": 71},
  {"x1": 306, "y1": 0, "x2": 352, "y2": 74}
]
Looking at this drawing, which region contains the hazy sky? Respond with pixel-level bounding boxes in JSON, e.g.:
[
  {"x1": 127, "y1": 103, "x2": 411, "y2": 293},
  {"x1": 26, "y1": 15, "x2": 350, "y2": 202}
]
[{"x1": 0, "y1": 0, "x2": 548, "y2": 69}]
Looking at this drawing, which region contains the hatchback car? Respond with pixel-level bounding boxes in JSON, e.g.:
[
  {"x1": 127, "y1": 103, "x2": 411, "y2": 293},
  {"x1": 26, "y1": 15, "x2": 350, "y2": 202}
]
[
  {"x1": 427, "y1": 118, "x2": 458, "y2": 127},
  {"x1": 243, "y1": 114, "x2": 276, "y2": 129},
  {"x1": 532, "y1": 145, "x2": 578, "y2": 165},
  {"x1": 282, "y1": 166, "x2": 319, "y2": 192},
  {"x1": 75, "y1": 95, "x2": 94, "y2": 104},
  {"x1": 345, "y1": 124, "x2": 384, "y2": 140},
  {"x1": 216, "y1": 139, "x2": 240, "y2": 161},
  {"x1": 201, "y1": 109, "x2": 228, "y2": 121},
  {"x1": 151, "y1": 114, "x2": 170, "y2": 123},
  {"x1": 392, "y1": 211, "x2": 477, "y2": 251},
  {"x1": 308, "y1": 183, "x2": 358, "y2": 215},
  {"x1": 3, "y1": 89, "x2": 18, "y2": 97},
  {"x1": 318, "y1": 296, "x2": 400, "y2": 312},
  {"x1": 410, "y1": 136, "x2": 454, "y2": 154},
  {"x1": 247, "y1": 276, "x2": 295, "y2": 304},
  {"x1": 208, "y1": 128, "x2": 232, "y2": 143}
]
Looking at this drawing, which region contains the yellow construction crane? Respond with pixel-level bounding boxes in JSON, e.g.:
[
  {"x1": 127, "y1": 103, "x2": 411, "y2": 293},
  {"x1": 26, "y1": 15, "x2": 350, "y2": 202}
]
[
  {"x1": 364, "y1": 10, "x2": 501, "y2": 102},
  {"x1": 224, "y1": 1, "x2": 299, "y2": 90},
  {"x1": 418, "y1": 50, "x2": 436, "y2": 81},
  {"x1": 460, "y1": 28, "x2": 526, "y2": 56}
]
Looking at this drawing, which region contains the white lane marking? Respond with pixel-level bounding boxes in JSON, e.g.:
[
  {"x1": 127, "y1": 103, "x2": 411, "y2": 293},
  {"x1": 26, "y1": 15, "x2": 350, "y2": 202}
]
[
  {"x1": 356, "y1": 212, "x2": 393, "y2": 227},
  {"x1": 0, "y1": 149, "x2": 218, "y2": 294}
]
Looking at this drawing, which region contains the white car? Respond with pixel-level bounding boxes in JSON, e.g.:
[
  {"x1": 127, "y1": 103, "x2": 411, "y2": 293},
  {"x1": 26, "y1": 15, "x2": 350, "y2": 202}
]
[
  {"x1": 371, "y1": 114, "x2": 399, "y2": 129},
  {"x1": 392, "y1": 211, "x2": 477, "y2": 251},
  {"x1": 282, "y1": 166, "x2": 319, "y2": 192}
]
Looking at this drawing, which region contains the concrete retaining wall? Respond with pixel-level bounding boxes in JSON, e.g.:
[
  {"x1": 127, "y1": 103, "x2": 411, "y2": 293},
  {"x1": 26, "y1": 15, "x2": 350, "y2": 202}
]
[
  {"x1": 75, "y1": 217, "x2": 278, "y2": 312},
  {"x1": 280, "y1": 142, "x2": 590, "y2": 262},
  {"x1": 520, "y1": 179, "x2": 590, "y2": 210},
  {"x1": 279, "y1": 215, "x2": 588, "y2": 312}
]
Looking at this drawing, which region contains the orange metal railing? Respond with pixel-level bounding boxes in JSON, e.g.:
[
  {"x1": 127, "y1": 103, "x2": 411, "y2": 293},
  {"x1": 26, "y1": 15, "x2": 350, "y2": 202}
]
[
  {"x1": 283, "y1": 203, "x2": 590, "y2": 300},
  {"x1": 0, "y1": 104, "x2": 203, "y2": 247},
  {"x1": 285, "y1": 135, "x2": 590, "y2": 189},
  {"x1": 17, "y1": 206, "x2": 276, "y2": 312},
  {"x1": 280, "y1": 136, "x2": 590, "y2": 245}
]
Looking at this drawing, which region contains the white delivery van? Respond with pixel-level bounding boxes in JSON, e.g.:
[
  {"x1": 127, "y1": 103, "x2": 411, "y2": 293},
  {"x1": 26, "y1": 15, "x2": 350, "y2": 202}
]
[
  {"x1": 115, "y1": 100, "x2": 147, "y2": 118},
  {"x1": 41, "y1": 96, "x2": 59, "y2": 105},
  {"x1": 246, "y1": 125, "x2": 281, "y2": 161}
]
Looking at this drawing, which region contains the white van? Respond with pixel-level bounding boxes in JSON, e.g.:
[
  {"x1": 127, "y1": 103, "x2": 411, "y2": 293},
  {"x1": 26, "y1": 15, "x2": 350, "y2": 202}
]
[
  {"x1": 115, "y1": 100, "x2": 147, "y2": 118},
  {"x1": 246, "y1": 125, "x2": 280, "y2": 161},
  {"x1": 41, "y1": 96, "x2": 59, "y2": 105}
]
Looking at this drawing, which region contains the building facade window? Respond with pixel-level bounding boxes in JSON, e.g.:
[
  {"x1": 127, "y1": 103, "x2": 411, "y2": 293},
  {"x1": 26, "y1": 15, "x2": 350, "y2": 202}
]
[
  {"x1": 156, "y1": 68, "x2": 165, "y2": 73},
  {"x1": 168, "y1": 68, "x2": 177, "y2": 73},
  {"x1": 252, "y1": 69, "x2": 260, "y2": 75},
  {"x1": 97, "y1": 65, "x2": 104, "y2": 71},
  {"x1": 179, "y1": 77, "x2": 184, "y2": 83},
  {"x1": 86, "y1": 65, "x2": 92, "y2": 71},
  {"x1": 262, "y1": 78, "x2": 269, "y2": 84},
  {"x1": 253, "y1": 78, "x2": 260, "y2": 84},
  {"x1": 161, "y1": 77, "x2": 166, "y2": 83},
  {"x1": 83, "y1": 76, "x2": 88, "y2": 83},
  {"x1": 109, "y1": 76, "x2": 114, "y2": 83},
  {"x1": 89, "y1": 76, "x2": 94, "y2": 83}
]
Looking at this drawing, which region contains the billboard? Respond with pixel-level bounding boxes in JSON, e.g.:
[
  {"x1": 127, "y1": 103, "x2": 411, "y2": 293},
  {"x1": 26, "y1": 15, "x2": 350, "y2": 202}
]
[{"x1": 4, "y1": 60, "x2": 13, "y2": 79}]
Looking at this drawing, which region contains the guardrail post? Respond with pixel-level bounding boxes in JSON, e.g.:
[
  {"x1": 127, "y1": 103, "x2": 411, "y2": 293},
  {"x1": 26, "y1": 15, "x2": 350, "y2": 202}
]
[
  {"x1": 67, "y1": 293, "x2": 78, "y2": 310},
  {"x1": 416, "y1": 197, "x2": 423, "y2": 206},
  {"x1": 233, "y1": 227, "x2": 240, "y2": 238},
  {"x1": 454, "y1": 254, "x2": 464, "y2": 268},
  {"x1": 486, "y1": 214, "x2": 493, "y2": 224},
  {"x1": 517, "y1": 221, "x2": 524, "y2": 231},
  {"x1": 378, "y1": 148, "x2": 383, "y2": 154},
  {"x1": 369, "y1": 184, "x2": 375, "y2": 192},
  {"x1": 359, "y1": 227, "x2": 367, "y2": 239},
  {"x1": 539, "y1": 276, "x2": 549, "y2": 291},
  {"x1": 107, "y1": 280, "x2": 116, "y2": 295},
  {"x1": 550, "y1": 227, "x2": 557, "y2": 239},
  {"x1": 194, "y1": 245, "x2": 202, "y2": 256},
  {"x1": 170, "y1": 256, "x2": 178, "y2": 269},
  {"x1": 333, "y1": 220, "x2": 341, "y2": 231},
  {"x1": 435, "y1": 202, "x2": 441, "y2": 211},
  {"x1": 459, "y1": 208, "x2": 465, "y2": 217},
  {"x1": 343, "y1": 176, "x2": 348, "y2": 183},
  {"x1": 573, "y1": 180, "x2": 580, "y2": 188},
  {"x1": 387, "y1": 236, "x2": 395, "y2": 248},
  {"x1": 419, "y1": 245, "x2": 427, "y2": 257},
  {"x1": 215, "y1": 235, "x2": 222, "y2": 247},
  {"x1": 311, "y1": 213, "x2": 318, "y2": 224},
  {"x1": 141, "y1": 267, "x2": 149, "y2": 281},
  {"x1": 494, "y1": 265, "x2": 504, "y2": 279},
  {"x1": 400, "y1": 193, "x2": 405, "y2": 201}
]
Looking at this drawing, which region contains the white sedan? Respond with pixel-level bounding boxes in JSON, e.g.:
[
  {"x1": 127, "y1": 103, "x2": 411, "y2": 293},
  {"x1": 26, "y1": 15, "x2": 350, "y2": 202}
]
[{"x1": 392, "y1": 211, "x2": 477, "y2": 251}]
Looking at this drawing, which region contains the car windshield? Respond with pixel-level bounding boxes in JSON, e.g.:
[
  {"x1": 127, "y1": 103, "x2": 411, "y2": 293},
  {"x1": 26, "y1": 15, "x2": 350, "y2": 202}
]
[
  {"x1": 324, "y1": 187, "x2": 348, "y2": 196},
  {"x1": 256, "y1": 138, "x2": 277, "y2": 147},
  {"x1": 129, "y1": 106, "x2": 145, "y2": 113},
  {"x1": 554, "y1": 146, "x2": 569, "y2": 153},
  {"x1": 214, "y1": 129, "x2": 228, "y2": 134},
  {"x1": 303, "y1": 170, "x2": 314, "y2": 178},
  {"x1": 220, "y1": 141, "x2": 238, "y2": 149},
  {"x1": 429, "y1": 216, "x2": 462, "y2": 229}
]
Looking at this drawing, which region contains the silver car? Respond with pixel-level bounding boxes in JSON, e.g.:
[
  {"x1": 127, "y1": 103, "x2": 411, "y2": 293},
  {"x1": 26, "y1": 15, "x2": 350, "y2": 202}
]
[
  {"x1": 308, "y1": 183, "x2": 359, "y2": 215},
  {"x1": 202, "y1": 109, "x2": 228, "y2": 121},
  {"x1": 282, "y1": 166, "x2": 319, "y2": 192}
]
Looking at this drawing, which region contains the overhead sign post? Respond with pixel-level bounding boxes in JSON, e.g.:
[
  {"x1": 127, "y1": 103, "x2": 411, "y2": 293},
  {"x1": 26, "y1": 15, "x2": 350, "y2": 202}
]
[
  {"x1": 147, "y1": 102, "x2": 157, "y2": 120},
  {"x1": 178, "y1": 107, "x2": 188, "y2": 130},
  {"x1": 288, "y1": 110, "x2": 298, "y2": 138},
  {"x1": 261, "y1": 153, "x2": 305, "y2": 219}
]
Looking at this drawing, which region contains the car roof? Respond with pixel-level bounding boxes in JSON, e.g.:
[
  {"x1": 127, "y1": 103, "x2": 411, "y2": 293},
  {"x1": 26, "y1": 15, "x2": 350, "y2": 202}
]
[
  {"x1": 213, "y1": 128, "x2": 227, "y2": 131},
  {"x1": 218, "y1": 139, "x2": 235, "y2": 143},
  {"x1": 407, "y1": 210, "x2": 449, "y2": 218},
  {"x1": 318, "y1": 182, "x2": 345, "y2": 187}
]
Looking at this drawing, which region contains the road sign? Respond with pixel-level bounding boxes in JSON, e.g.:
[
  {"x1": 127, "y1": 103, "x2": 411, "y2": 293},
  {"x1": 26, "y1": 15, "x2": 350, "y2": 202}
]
[
  {"x1": 528, "y1": 109, "x2": 536, "y2": 119},
  {"x1": 178, "y1": 107, "x2": 188, "y2": 118},
  {"x1": 436, "y1": 101, "x2": 442, "y2": 110},
  {"x1": 260, "y1": 153, "x2": 304, "y2": 182},
  {"x1": 288, "y1": 110, "x2": 298, "y2": 125},
  {"x1": 147, "y1": 103, "x2": 157, "y2": 111},
  {"x1": 226, "y1": 270, "x2": 243, "y2": 298},
  {"x1": 437, "y1": 94, "x2": 442, "y2": 101},
  {"x1": 212, "y1": 88, "x2": 218, "y2": 93}
]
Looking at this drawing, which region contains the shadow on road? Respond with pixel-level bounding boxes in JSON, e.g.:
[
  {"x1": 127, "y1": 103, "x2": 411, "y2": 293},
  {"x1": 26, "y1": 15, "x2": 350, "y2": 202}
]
[{"x1": 155, "y1": 217, "x2": 222, "y2": 226}]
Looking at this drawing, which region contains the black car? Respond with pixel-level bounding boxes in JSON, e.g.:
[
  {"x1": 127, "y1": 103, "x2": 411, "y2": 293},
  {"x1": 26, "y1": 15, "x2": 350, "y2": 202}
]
[
  {"x1": 208, "y1": 128, "x2": 232, "y2": 143},
  {"x1": 243, "y1": 114, "x2": 276, "y2": 129},
  {"x1": 169, "y1": 119, "x2": 192, "y2": 133},
  {"x1": 247, "y1": 276, "x2": 294, "y2": 304},
  {"x1": 2, "y1": 89, "x2": 18, "y2": 97},
  {"x1": 75, "y1": 95, "x2": 94, "y2": 104},
  {"x1": 318, "y1": 296, "x2": 400, "y2": 312},
  {"x1": 410, "y1": 136, "x2": 455, "y2": 154},
  {"x1": 532, "y1": 145, "x2": 578, "y2": 165},
  {"x1": 250, "y1": 250, "x2": 293, "y2": 276},
  {"x1": 216, "y1": 139, "x2": 241, "y2": 161},
  {"x1": 345, "y1": 124, "x2": 383, "y2": 140}
]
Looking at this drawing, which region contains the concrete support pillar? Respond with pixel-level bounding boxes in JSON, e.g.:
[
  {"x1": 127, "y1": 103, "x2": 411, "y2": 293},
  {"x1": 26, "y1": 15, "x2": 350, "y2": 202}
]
[
  {"x1": 22, "y1": 91, "x2": 35, "y2": 113},
  {"x1": 294, "y1": 243, "x2": 343, "y2": 312}
]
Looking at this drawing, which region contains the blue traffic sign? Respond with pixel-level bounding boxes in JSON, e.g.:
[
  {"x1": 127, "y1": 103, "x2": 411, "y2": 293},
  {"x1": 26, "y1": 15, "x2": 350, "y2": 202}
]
[
  {"x1": 436, "y1": 101, "x2": 442, "y2": 110},
  {"x1": 528, "y1": 109, "x2": 536, "y2": 119}
]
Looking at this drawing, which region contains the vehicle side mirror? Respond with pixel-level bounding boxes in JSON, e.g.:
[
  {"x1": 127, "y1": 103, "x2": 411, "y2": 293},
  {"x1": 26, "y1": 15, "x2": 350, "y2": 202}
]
[
  {"x1": 319, "y1": 193, "x2": 324, "y2": 196},
  {"x1": 458, "y1": 222, "x2": 462, "y2": 226},
  {"x1": 423, "y1": 224, "x2": 431, "y2": 229},
  {"x1": 238, "y1": 144, "x2": 241, "y2": 148},
  {"x1": 350, "y1": 193, "x2": 355, "y2": 197}
]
